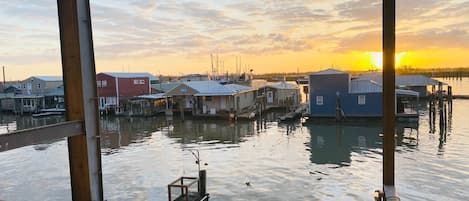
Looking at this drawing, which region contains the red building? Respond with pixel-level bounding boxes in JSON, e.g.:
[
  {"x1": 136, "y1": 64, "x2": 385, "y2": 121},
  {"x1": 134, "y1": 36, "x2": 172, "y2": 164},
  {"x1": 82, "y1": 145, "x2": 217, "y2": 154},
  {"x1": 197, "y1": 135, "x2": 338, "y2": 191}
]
[{"x1": 96, "y1": 72, "x2": 158, "y2": 111}]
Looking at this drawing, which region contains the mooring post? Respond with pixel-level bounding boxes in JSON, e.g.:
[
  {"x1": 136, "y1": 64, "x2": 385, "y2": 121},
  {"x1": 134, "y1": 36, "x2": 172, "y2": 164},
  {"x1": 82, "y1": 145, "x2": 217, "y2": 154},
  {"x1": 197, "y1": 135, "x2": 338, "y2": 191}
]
[{"x1": 199, "y1": 170, "x2": 207, "y2": 197}]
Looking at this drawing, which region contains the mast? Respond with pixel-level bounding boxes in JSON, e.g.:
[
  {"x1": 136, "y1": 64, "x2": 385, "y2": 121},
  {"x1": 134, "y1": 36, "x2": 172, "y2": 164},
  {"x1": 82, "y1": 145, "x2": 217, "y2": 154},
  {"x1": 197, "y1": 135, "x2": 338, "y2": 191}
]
[{"x1": 2, "y1": 66, "x2": 5, "y2": 89}]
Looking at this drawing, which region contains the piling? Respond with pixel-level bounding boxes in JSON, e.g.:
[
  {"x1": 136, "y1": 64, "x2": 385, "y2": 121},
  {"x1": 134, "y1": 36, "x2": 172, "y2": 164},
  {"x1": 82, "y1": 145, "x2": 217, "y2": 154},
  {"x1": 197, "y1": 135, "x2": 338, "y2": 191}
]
[{"x1": 199, "y1": 170, "x2": 207, "y2": 197}]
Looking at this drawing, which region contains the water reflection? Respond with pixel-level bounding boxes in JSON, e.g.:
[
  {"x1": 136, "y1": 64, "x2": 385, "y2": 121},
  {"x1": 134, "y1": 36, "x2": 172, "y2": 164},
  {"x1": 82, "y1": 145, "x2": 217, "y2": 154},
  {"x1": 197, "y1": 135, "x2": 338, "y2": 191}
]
[
  {"x1": 0, "y1": 114, "x2": 64, "y2": 132},
  {"x1": 304, "y1": 120, "x2": 419, "y2": 166},
  {"x1": 99, "y1": 116, "x2": 258, "y2": 153},
  {"x1": 100, "y1": 116, "x2": 170, "y2": 153}
]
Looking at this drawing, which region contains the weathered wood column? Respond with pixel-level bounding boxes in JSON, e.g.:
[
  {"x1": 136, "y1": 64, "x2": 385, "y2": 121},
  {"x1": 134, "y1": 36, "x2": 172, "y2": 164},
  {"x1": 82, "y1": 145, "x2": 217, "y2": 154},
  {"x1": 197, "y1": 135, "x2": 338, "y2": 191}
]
[{"x1": 57, "y1": 0, "x2": 103, "y2": 200}]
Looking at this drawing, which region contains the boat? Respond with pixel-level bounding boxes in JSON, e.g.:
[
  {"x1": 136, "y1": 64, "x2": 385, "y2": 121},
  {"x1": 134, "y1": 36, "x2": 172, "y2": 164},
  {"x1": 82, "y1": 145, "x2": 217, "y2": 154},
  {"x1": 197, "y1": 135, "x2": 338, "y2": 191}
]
[{"x1": 32, "y1": 107, "x2": 66, "y2": 118}]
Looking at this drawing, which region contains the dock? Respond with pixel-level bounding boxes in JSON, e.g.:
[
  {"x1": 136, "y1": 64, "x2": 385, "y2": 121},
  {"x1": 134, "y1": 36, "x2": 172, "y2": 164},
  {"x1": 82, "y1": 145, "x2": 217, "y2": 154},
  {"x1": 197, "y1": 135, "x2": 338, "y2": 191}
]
[
  {"x1": 452, "y1": 95, "x2": 469, "y2": 99},
  {"x1": 278, "y1": 104, "x2": 307, "y2": 122}
]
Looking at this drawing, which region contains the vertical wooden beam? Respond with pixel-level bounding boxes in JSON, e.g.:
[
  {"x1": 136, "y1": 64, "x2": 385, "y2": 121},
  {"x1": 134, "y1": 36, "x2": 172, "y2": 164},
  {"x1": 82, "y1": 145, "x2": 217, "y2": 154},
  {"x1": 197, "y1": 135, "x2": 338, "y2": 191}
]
[
  {"x1": 383, "y1": 0, "x2": 396, "y2": 186},
  {"x1": 57, "y1": 0, "x2": 103, "y2": 200}
]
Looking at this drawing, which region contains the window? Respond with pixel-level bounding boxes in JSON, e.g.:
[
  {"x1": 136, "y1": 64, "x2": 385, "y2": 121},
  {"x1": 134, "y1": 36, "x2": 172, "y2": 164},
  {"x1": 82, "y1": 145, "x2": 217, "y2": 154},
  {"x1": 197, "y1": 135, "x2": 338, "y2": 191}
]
[
  {"x1": 358, "y1": 95, "x2": 366, "y2": 105},
  {"x1": 316, "y1": 96, "x2": 323, "y2": 105},
  {"x1": 37, "y1": 84, "x2": 41, "y2": 88},
  {"x1": 97, "y1": 80, "x2": 107, "y2": 87},
  {"x1": 133, "y1": 79, "x2": 145, "y2": 85},
  {"x1": 205, "y1": 96, "x2": 212, "y2": 101}
]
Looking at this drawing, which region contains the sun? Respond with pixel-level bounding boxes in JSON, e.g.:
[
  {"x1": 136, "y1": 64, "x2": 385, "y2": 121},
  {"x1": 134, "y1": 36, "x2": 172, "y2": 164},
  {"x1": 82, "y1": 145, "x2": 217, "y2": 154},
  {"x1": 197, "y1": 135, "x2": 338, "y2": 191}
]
[
  {"x1": 370, "y1": 52, "x2": 383, "y2": 69},
  {"x1": 369, "y1": 52, "x2": 406, "y2": 69}
]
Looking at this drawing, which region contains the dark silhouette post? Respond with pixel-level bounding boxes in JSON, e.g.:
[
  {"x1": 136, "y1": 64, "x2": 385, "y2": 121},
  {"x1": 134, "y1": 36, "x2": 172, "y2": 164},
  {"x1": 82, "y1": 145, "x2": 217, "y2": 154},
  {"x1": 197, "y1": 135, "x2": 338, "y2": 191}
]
[{"x1": 383, "y1": 0, "x2": 396, "y2": 191}]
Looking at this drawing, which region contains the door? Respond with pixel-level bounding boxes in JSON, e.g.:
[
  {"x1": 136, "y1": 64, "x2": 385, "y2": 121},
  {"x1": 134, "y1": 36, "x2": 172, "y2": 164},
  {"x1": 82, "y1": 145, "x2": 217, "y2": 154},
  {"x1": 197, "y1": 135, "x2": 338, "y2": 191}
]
[
  {"x1": 99, "y1": 97, "x2": 105, "y2": 110},
  {"x1": 267, "y1": 91, "x2": 273, "y2": 103},
  {"x1": 220, "y1": 97, "x2": 226, "y2": 110}
]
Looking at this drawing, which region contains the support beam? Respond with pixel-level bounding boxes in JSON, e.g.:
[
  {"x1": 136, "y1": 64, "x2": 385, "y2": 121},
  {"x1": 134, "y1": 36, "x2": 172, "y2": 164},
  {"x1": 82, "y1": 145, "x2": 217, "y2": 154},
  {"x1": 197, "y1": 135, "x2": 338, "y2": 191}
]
[
  {"x1": 57, "y1": 0, "x2": 103, "y2": 200},
  {"x1": 0, "y1": 121, "x2": 83, "y2": 152},
  {"x1": 383, "y1": 0, "x2": 396, "y2": 188}
]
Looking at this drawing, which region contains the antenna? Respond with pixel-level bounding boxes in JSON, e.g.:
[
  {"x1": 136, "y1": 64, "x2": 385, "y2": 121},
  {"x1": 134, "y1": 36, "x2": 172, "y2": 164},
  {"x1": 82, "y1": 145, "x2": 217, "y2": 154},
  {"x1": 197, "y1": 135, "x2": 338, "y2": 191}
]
[{"x1": 211, "y1": 54, "x2": 214, "y2": 78}]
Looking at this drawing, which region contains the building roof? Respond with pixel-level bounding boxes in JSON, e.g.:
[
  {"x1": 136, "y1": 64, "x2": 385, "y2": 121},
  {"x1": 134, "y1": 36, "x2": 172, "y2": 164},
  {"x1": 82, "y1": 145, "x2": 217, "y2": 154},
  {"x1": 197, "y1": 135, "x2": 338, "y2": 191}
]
[
  {"x1": 136, "y1": 93, "x2": 166, "y2": 99},
  {"x1": 101, "y1": 72, "x2": 159, "y2": 81},
  {"x1": 0, "y1": 93, "x2": 15, "y2": 99},
  {"x1": 312, "y1": 68, "x2": 348, "y2": 75},
  {"x1": 396, "y1": 89, "x2": 420, "y2": 97},
  {"x1": 151, "y1": 82, "x2": 181, "y2": 92},
  {"x1": 184, "y1": 81, "x2": 235, "y2": 96},
  {"x1": 31, "y1": 76, "x2": 63, "y2": 82},
  {"x1": 396, "y1": 75, "x2": 440, "y2": 86},
  {"x1": 268, "y1": 81, "x2": 299, "y2": 90},
  {"x1": 180, "y1": 74, "x2": 209, "y2": 78},
  {"x1": 350, "y1": 79, "x2": 419, "y2": 97},
  {"x1": 356, "y1": 73, "x2": 442, "y2": 86},
  {"x1": 350, "y1": 79, "x2": 382, "y2": 93},
  {"x1": 45, "y1": 86, "x2": 64, "y2": 96},
  {"x1": 225, "y1": 84, "x2": 253, "y2": 92}
]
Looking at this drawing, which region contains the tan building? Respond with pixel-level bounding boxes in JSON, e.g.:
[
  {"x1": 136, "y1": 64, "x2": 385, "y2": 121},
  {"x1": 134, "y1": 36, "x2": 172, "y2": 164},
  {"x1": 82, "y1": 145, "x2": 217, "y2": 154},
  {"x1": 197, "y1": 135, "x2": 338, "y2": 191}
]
[{"x1": 20, "y1": 76, "x2": 63, "y2": 95}]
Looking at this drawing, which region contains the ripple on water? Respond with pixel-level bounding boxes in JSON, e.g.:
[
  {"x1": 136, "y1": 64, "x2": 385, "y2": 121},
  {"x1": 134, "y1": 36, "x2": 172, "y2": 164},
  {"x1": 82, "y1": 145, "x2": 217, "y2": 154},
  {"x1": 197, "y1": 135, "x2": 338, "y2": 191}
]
[{"x1": 1, "y1": 100, "x2": 469, "y2": 200}]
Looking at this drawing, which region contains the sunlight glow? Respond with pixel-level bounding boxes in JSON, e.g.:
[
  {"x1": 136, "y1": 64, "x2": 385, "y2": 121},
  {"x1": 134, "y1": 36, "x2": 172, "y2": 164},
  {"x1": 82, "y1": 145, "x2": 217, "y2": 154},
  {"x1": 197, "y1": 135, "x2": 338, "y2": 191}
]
[{"x1": 369, "y1": 52, "x2": 406, "y2": 69}]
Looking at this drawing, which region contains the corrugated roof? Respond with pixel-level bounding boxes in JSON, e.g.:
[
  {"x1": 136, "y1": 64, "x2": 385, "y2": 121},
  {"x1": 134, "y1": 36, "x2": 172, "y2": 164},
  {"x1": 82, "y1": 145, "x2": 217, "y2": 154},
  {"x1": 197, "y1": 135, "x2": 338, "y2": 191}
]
[
  {"x1": 312, "y1": 68, "x2": 348, "y2": 75},
  {"x1": 269, "y1": 81, "x2": 299, "y2": 89},
  {"x1": 350, "y1": 79, "x2": 382, "y2": 93},
  {"x1": 45, "y1": 86, "x2": 64, "y2": 96},
  {"x1": 397, "y1": 75, "x2": 440, "y2": 86},
  {"x1": 102, "y1": 72, "x2": 159, "y2": 81},
  {"x1": 151, "y1": 82, "x2": 181, "y2": 92},
  {"x1": 33, "y1": 76, "x2": 63, "y2": 82},
  {"x1": 225, "y1": 84, "x2": 253, "y2": 92},
  {"x1": 137, "y1": 93, "x2": 166, "y2": 99},
  {"x1": 350, "y1": 79, "x2": 419, "y2": 96},
  {"x1": 184, "y1": 81, "x2": 235, "y2": 96},
  {"x1": 356, "y1": 73, "x2": 442, "y2": 86},
  {"x1": 396, "y1": 89, "x2": 419, "y2": 97}
]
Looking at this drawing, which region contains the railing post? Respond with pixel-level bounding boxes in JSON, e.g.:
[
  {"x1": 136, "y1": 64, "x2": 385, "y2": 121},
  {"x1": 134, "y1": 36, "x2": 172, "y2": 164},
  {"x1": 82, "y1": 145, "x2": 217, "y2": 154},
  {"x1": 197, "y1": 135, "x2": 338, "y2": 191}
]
[
  {"x1": 57, "y1": 0, "x2": 103, "y2": 200},
  {"x1": 383, "y1": 0, "x2": 396, "y2": 189}
]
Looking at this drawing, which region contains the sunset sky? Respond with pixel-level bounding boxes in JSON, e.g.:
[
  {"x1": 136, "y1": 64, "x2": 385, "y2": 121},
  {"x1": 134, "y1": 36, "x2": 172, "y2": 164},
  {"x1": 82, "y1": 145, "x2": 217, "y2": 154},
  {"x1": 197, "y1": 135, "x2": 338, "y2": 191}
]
[{"x1": 1, "y1": 0, "x2": 469, "y2": 80}]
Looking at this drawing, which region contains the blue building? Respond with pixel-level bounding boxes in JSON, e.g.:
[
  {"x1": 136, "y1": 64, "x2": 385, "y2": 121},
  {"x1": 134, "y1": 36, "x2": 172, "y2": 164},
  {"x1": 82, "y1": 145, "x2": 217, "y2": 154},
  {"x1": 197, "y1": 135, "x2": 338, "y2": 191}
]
[{"x1": 308, "y1": 69, "x2": 419, "y2": 118}]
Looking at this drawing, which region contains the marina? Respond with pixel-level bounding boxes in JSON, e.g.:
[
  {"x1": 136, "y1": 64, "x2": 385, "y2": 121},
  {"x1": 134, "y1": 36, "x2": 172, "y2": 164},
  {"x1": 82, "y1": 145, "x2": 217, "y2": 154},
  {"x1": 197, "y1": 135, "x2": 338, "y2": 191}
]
[
  {"x1": 1, "y1": 0, "x2": 469, "y2": 200},
  {"x1": 0, "y1": 94, "x2": 468, "y2": 200}
]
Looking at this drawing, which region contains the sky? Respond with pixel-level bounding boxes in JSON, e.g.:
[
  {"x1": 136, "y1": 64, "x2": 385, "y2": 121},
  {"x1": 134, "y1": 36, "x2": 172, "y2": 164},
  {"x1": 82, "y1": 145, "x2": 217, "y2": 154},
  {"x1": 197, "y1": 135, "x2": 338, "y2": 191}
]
[{"x1": 1, "y1": 0, "x2": 469, "y2": 80}]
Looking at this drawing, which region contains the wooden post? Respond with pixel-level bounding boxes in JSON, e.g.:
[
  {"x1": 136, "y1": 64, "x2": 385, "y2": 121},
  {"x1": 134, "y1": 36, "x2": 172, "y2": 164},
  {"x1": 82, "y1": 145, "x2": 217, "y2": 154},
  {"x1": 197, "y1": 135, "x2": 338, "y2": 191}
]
[
  {"x1": 383, "y1": 0, "x2": 396, "y2": 188},
  {"x1": 199, "y1": 170, "x2": 207, "y2": 197},
  {"x1": 57, "y1": 0, "x2": 103, "y2": 200}
]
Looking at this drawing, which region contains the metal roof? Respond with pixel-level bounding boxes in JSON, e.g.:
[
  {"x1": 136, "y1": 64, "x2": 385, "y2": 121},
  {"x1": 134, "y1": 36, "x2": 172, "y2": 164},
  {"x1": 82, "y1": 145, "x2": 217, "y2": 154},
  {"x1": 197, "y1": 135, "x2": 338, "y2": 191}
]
[
  {"x1": 268, "y1": 81, "x2": 299, "y2": 89},
  {"x1": 312, "y1": 68, "x2": 348, "y2": 75},
  {"x1": 101, "y1": 72, "x2": 159, "y2": 81},
  {"x1": 136, "y1": 93, "x2": 166, "y2": 99},
  {"x1": 356, "y1": 73, "x2": 442, "y2": 86},
  {"x1": 350, "y1": 79, "x2": 382, "y2": 93},
  {"x1": 396, "y1": 89, "x2": 419, "y2": 97},
  {"x1": 184, "y1": 81, "x2": 235, "y2": 96},
  {"x1": 225, "y1": 84, "x2": 253, "y2": 92},
  {"x1": 350, "y1": 79, "x2": 419, "y2": 96},
  {"x1": 45, "y1": 86, "x2": 64, "y2": 96},
  {"x1": 151, "y1": 82, "x2": 181, "y2": 92},
  {"x1": 31, "y1": 76, "x2": 63, "y2": 82}
]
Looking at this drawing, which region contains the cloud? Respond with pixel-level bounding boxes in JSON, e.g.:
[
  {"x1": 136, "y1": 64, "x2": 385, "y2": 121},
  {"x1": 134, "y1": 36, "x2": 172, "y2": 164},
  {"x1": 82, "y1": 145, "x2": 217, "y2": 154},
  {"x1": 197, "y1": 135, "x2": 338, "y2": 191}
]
[{"x1": 1, "y1": 0, "x2": 469, "y2": 70}]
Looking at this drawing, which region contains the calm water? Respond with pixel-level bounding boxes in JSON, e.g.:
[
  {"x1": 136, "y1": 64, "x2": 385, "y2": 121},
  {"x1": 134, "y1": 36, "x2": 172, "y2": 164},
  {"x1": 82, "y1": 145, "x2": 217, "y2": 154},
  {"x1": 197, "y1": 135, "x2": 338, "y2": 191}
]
[{"x1": 1, "y1": 81, "x2": 469, "y2": 201}]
